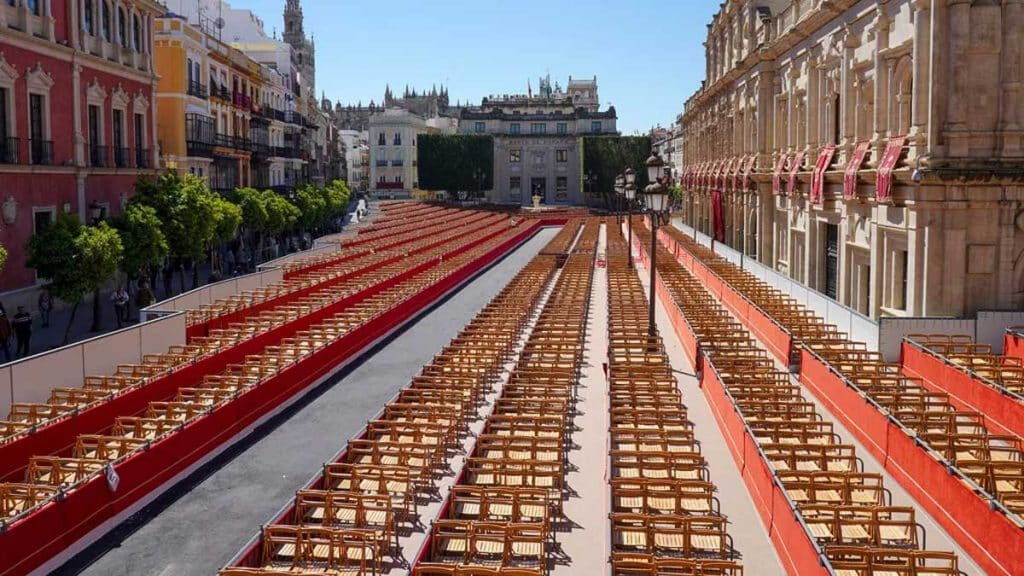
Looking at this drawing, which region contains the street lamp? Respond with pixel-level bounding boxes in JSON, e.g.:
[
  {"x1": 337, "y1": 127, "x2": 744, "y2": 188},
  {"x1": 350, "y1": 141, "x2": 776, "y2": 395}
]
[
  {"x1": 624, "y1": 169, "x2": 637, "y2": 270},
  {"x1": 614, "y1": 173, "x2": 625, "y2": 227},
  {"x1": 642, "y1": 151, "x2": 671, "y2": 336}
]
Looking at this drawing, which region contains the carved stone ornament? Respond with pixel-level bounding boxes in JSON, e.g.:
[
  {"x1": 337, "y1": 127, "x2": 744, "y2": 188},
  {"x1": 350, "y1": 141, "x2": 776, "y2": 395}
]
[{"x1": 2, "y1": 195, "x2": 17, "y2": 225}]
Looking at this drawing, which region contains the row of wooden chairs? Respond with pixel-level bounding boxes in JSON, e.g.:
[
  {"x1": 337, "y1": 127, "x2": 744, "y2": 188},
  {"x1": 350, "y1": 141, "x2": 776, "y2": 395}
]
[
  {"x1": 645, "y1": 226, "x2": 960, "y2": 575},
  {"x1": 1, "y1": 225, "x2": 538, "y2": 536},
  {"x1": 605, "y1": 231, "x2": 740, "y2": 576},
  {"x1": 224, "y1": 226, "x2": 571, "y2": 576},
  {"x1": 416, "y1": 222, "x2": 597, "y2": 576},
  {"x1": 908, "y1": 333, "x2": 1024, "y2": 397}
]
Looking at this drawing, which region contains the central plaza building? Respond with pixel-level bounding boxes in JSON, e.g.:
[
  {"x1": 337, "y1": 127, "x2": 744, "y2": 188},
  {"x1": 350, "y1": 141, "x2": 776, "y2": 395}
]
[{"x1": 459, "y1": 76, "x2": 617, "y2": 206}]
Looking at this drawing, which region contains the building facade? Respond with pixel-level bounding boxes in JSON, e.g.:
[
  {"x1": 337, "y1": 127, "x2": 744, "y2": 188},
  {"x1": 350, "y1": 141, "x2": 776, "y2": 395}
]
[
  {"x1": 678, "y1": 0, "x2": 1024, "y2": 320},
  {"x1": 338, "y1": 128, "x2": 368, "y2": 193},
  {"x1": 0, "y1": 0, "x2": 163, "y2": 293},
  {"x1": 369, "y1": 108, "x2": 425, "y2": 199},
  {"x1": 458, "y1": 76, "x2": 617, "y2": 206}
]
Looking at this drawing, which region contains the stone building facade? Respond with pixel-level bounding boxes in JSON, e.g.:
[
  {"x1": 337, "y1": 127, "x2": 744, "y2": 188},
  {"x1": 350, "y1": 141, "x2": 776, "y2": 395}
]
[
  {"x1": 369, "y1": 108, "x2": 425, "y2": 199},
  {"x1": 458, "y1": 76, "x2": 617, "y2": 206},
  {"x1": 678, "y1": 0, "x2": 1024, "y2": 320}
]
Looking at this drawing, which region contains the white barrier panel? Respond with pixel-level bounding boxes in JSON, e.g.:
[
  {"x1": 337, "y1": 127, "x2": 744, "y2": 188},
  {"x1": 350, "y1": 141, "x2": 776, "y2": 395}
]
[
  {"x1": 0, "y1": 366, "x2": 12, "y2": 423},
  {"x1": 141, "y1": 268, "x2": 283, "y2": 320},
  {"x1": 976, "y1": 311, "x2": 1024, "y2": 353},
  {"x1": 2, "y1": 312, "x2": 187, "y2": 410},
  {"x1": 671, "y1": 220, "x2": 881, "y2": 352},
  {"x1": 878, "y1": 317, "x2": 976, "y2": 361}
]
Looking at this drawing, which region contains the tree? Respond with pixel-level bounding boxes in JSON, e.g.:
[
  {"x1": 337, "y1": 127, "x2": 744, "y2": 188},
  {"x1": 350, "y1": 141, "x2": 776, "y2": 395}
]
[
  {"x1": 581, "y1": 136, "x2": 653, "y2": 210},
  {"x1": 294, "y1": 184, "x2": 327, "y2": 233},
  {"x1": 113, "y1": 204, "x2": 168, "y2": 280},
  {"x1": 417, "y1": 134, "x2": 494, "y2": 199},
  {"x1": 209, "y1": 196, "x2": 241, "y2": 277},
  {"x1": 133, "y1": 172, "x2": 217, "y2": 289},
  {"x1": 0, "y1": 241, "x2": 6, "y2": 275},
  {"x1": 27, "y1": 215, "x2": 123, "y2": 343}
]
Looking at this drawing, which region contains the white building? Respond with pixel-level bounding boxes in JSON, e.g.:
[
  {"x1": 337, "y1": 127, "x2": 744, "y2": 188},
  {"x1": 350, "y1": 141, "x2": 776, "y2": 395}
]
[
  {"x1": 369, "y1": 108, "x2": 426, "y2": 199},
  {"x1": 338, "y1": 129, "x2": 369, "y2": 193}
]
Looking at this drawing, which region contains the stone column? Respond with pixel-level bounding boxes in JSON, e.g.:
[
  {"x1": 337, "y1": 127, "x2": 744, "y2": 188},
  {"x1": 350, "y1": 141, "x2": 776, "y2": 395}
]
[
  {"x1": 910, "y1": 0, "x2": 931, "y2": 154},
  {"x1": 873, "y1": 14, "x2": 892, "y2": 162},
  {"x1": 1000, "y1": 0, "x2": 1023, "y2": 156},
  {"x1": 945, "y1": 0, "x2": 971, "y2": 157},
  {"x1": 72, "y1": 63, "x2": 84, "y2": 167},
  {"x1": 807, "y1": 55, "x2": 820, "y2": 148}
]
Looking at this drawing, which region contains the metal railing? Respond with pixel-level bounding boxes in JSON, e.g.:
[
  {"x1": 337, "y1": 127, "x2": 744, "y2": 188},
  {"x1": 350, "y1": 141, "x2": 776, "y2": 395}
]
[
  {"x1": 136, "y1": 148, "x2": 151, "y2": 168},
  {"x1": 187, "y1": 81, "x2": 207, "y2": 99},
  {"x1": 0, "y1": 136, "x2": 20, "y2": 164},
  {"x1": 114, "y1": 147, "x2": 130, "y2": 168},
  {"x1": 29, "y1": 139, "x2": 52, "y2": 165},
  {"x1": 89, "y1": 144, "x2": 108, "y2": 167}
]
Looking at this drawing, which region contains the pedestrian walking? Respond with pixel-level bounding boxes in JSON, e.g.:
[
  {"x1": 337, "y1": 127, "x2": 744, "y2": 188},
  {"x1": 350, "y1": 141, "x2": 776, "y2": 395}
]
[
  {"x1": 136, "y1": 281, "x2": 155, "y2": 310},
  {"x1": 12, "y1": 307, "x2": 32, "y2": 358},
  {"x1": 111, "y1": 287, "x2": 129, "y2": 328},
  {"x1": 0, "y1": 309, "x2": 12, "y2": 363},
  {"x1": 162, "y1": 263, "x2": 174, "y2": 297},
  {"x1": 37, "y1": 290, "x2": 53, "y2": 328}
]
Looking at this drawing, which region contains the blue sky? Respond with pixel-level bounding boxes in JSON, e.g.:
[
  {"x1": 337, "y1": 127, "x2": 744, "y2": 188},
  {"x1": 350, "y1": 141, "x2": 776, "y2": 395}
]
[{"x1": 237, "y1": 0, "x2": 720, "y2": 134}]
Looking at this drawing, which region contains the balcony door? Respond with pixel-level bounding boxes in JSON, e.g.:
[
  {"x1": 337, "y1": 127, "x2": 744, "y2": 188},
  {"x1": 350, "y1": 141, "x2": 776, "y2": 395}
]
[
  {"x1": 824, "y1": 223, "x2": 839, "y2": 300},
  {"x1": 531, "y1": 177, "x2": 547, "y2": 204},
  {"x1": 30, "y1": 94, "x2": 45, "y2": 163}
]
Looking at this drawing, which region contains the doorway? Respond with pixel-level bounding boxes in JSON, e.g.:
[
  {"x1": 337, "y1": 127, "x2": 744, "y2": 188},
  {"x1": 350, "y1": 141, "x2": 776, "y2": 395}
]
[
  {"x1": 824, "y1": 223, "x2": 839, "y2": 300},
  {"x1": 531, "y1": 177, "x2": 547, "y2": 204}
]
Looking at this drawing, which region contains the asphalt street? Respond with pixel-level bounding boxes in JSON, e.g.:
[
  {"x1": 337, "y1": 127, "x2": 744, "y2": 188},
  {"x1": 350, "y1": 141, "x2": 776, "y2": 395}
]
[{"x1": 58, "y1": 227, "x2": 558, "y2": 576}]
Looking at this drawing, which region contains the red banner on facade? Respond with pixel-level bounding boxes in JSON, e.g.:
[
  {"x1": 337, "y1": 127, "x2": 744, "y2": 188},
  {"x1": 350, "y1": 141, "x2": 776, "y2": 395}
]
[
  {"x1": 742, "y1": 155, "x2": 756, "y2": 189},
  {"x1": 788, "y1": 150, "x2": 806, "y2": 197},
  {"x1": 712, "y1": 188, "x2": 725, "y2": 242},
  {"x1": 772, "y1": 154, "x2": 789, "y2": 195},
  {"x1": 810, "y1": 144, "x2": 836, "y2": 205},
  {"x1": 875, "y1": 135, "x2": 906, "y2": 203},
  {"x1": 730, "y1": 156, "x2": 744, "y2": 192},
  {"x1": 844, "y1": 141, "x2": 871, "y2": 200}
]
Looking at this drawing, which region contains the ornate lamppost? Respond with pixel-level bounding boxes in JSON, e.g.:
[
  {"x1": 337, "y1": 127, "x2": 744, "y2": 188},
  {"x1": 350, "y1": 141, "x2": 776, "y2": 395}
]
[
  {"x1": 623, "y1": 168, "x2": 637, "y2": 269},
  {"x1": 642, "y1": 152, "x2": 671, "y2": 336},
  {"x1": 614, "y1": 173, "x2": 625, "y2": 228}
]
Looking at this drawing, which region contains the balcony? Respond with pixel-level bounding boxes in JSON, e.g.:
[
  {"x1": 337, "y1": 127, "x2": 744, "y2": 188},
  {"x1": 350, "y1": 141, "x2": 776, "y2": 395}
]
[
  {"x1": 114, "y1": 147, "x2": 130, "y2": 168},
  {"x1": 214, "y1": 133, "x2": 252, "y2": 152},
  {"x1": 187, "y1": 81, "x2": 208, "y2": 99},
  {"x1": 210, "y1": 84, "x2": 231, "y2": 101},
  {"x1": 30, "y1": 140, "x2": 53, "y2": 166},
  {"x1": 376, "y1": 160, "x2": 388, "y2": 167},
  {"x1": 89, "y1": 144, "x2": 108, "y2": 167},
  {"x1": 251, "y1": 142, "x2": 270, "y2": 158},
  {"x1": 232, "y1": 92, "x2": 252, "y2": 111},
  {"x1": 187, "y1": 140, "x2": 214, "y2": 158},
  {"x1": 284, "y1": 111, "x2": 305, "y2": 126},
  {"x1": 391, "y1": 160, "x2": 404, "y2": 167},
  {"x1": 0, "y1": 137, "x2": 20, "y2": 164},
  {"x1": 136, "y1": 148, "x2": 151, "y2": 168}
]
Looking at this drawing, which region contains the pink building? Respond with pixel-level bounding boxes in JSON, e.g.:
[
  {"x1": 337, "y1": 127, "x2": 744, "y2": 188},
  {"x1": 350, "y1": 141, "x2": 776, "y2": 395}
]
[{"x1": 0, "y1": 0, "x2": 163, "y2": 296}]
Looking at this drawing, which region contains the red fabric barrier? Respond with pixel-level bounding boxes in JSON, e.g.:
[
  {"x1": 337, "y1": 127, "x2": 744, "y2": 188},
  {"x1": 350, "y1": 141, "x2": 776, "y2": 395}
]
[
  {"x1": 0, "y1": 223, "x2": 544, "y2": 576},
  {"x1": 1005, "y1": 332, "x2": 1024, "y2": 365},
  {"x1": 800, "y1": 349, "x2": 1024, "y2": 576},
  {"x1": 901, "y1": 342, "x2": 1024, "y2": 440}
]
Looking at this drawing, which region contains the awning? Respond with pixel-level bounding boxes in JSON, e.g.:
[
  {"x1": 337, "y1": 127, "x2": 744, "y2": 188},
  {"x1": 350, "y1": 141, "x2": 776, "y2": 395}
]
[
  {"x1": 876, "y1": 135, "x2": 906, "y2": 203},
  {"x1": 810, "y1": 144, "x2": 836, "y2": 205},
  {"x1": 772, "y1": 153, "x2": 790, "y2": 195},
  {"x1": 788, "y1": 150, "x2": 807, "y2": 197},
  {"x1": 844, "y1": 141, "x2": 871, "y2": 200}
]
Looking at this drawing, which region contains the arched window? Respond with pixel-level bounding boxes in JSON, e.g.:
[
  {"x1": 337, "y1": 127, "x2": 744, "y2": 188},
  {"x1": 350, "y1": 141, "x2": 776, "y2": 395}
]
[{"x1": 894, "y1": 57, "x2": 913, "y2": 136}]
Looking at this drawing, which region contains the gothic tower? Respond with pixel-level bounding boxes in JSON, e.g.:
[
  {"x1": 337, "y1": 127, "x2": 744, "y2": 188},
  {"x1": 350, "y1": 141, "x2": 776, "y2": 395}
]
[{"x1": 283, "y1": 0, "x2": 315, "y2": 97}]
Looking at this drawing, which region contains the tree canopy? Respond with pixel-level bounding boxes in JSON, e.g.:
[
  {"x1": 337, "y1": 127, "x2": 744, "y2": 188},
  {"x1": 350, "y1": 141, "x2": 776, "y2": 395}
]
[
  {"x1": 132, "y1": 172, "x2": 217, "y2": 263},
  {"x1": 0, "y1": 241, "x2": 6, "y2": 275},
  {"x1": 211, "y1": 195, "x2": 242, "y2": 244},
  {"x1": 113, "y1": 203, "x2": 168, "y2": 278},
  {"x1": 417, "y1": 134, "x2": 494, "y2": 198},
  {"x1": 581, "y1": 136, "x2": 653, "y2": 209}
]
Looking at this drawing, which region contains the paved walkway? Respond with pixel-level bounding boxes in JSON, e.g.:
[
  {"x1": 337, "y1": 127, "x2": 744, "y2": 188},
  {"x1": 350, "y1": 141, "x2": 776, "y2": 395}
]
[
  {"x1": 631, "y1": 236, "x2": 786, "y2": 575},
  {"x1": 58, "y1": 228, "x2": 558, "y2": 576},
  {"x1": 554, "y1": 223, "x2": 610, "y2": 576}
]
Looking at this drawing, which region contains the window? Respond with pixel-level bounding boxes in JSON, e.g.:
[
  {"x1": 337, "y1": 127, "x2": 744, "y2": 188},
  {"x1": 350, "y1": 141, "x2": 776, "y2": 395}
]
[
  {"x1": 33, "y1": 208, "x2": 53, "y2": 234},
  {"x1": 133, "y1": 14, "x2": 141, "y2": 50},
  {"x1": 591, "y1": 121, "x2": 602, "y2": 133},
  {"x1": 0, "y1": 87, "x2": 8, "y2": 140},
  {"x1": 393, "y1": 175, "x2": 402, "y2": 183},
  {"x1": 510, "y1": 123, "x2": 520, "y2": 135},
  {"x1": 556, "y1": 149, "x2": 568, "y2": 163},
  {"x1": 378, "y1": 175, "x2": 386, "y2": 184},
  {"x1": 530, "y1": 123, "x2": 545, "y2": 135},
  {"x1": 377, "y1": 132, "x2": 385, "y2": 146},
  {"x1": 555, "y1": 176, "x2": 568, "y2": 200},
  {"x1": 393, "y1": 133, "x2": 401, "y2": 146},
  {"x1": 556, "y1": 123, "x2": 567, "y2": 134},
  {"x1": 29, "y1": 94, "x2": 47, "y2": 164},
  {"x1": 187, "y1": 58, "x2": 194, "y2": 85},
  {"x1": 84, "y1": 0, "x2": 94, "y2": 34},
  {"x1": 88, "y1": 104, "x2": 101, "y2": 165},
  {"x1": 474, "y1": 122, "x2": 485, "y2": 133},
  {"x1": 894, "y1": 249, "x2": 908, "y2": 310},
  {"x1": 510, "y1": 176, "x2": 522, "y2": 201},
  {"x1": 509, "y1": 149, "x2": 521, "y2": 163},
  {"x1": 118, "y1": 7, "x2": 127, "y2": 47},
  {"x1": 135, "y1": 112, "x2": 144, "y2": 149},
  {"x1": 101, "y1": 1, "x2": 110, "y2": 41},
  {"x1": 26, "y1": 0, "x2": 39, "y2": 15}
]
